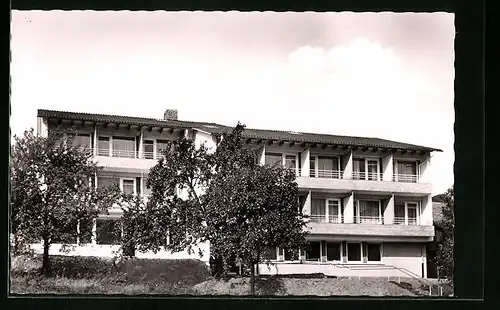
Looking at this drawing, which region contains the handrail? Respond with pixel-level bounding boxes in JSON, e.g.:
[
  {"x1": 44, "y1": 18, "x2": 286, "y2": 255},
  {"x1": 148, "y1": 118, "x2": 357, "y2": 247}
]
[{"x1": 327, "y1": 262, "x2": 444, "y2": 296}]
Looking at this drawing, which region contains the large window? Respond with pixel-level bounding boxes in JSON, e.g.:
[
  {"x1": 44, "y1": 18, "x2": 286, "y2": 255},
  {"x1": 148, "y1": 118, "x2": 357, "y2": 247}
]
[
  {"x1": 285, "y1": 155, "x2": 297, "y2": 171},
  {"x1": 112, "y1": 136, "x2": 136, "y2": 158},
  {"x1": 156, "y1": 140, "x2": 170, "y2": 158},
  {"x1": 326, "y1": 242, "x2": 341, "y2": 261},
  {"x1": 311, "y1": 199, "x2": 326, "y2": 222},
  {"x1": 261, "y1": 246, "x2": 277, "y2": 261},
  {"x1": 306, "y1": 241, "x2": 321, "y2": 261},
  {"x1": 96, "y1": 219, "x2": 121, "y2": 245},
  {"x1": 98, "y1": 136, "x2": 110, "y2": 156},
  {"x1": 347, "y1": 243, "x2": 362, "y2": 262},
  {"x1": 367, "y1": 243, "x2": 382, "y2": 262},
  {"x1": 74, "y1": 134, "x2": 91, "y2": 150},
  {"x1": 143, "y1": 140, "x2": 154, "y2": 159},
  {"x1": 318, "y1": 156, "x2": 340, "y2": 178},
  {"x1": 265, "y1": 153, "x2": 282, "y2": 166},
  {"x1": 353, "y1": 158, "x2": 380, "y2": 180},
  {"x1": 395, "y1": 161, "x2": 418, "y2": 183},
  {"x1": 121, "y1": 179, "x2": 135, "y2": 195},
  {"x1": 354, "y1": 200, "x2": 382, "y2": 224},
  {"x1": 394, "y1": 201, "x2": 420, "y2": 225}
]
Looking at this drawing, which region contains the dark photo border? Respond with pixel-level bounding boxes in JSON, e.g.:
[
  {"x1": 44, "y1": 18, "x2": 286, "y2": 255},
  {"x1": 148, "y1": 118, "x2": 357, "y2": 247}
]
[{"x1": 6, "y1": 1, "x2": 486, "y2": 309}]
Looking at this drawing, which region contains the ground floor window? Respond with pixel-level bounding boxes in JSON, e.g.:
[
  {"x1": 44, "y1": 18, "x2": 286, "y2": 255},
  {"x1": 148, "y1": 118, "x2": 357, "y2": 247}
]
[
  {"x1": 261, "y1": 246, "x2": 277, "y2": 261},
  {"x1": 78, "y1": 218, "x2": 94, "y2": 244},
  {"x1": 367, "y1": 243, "x2": 382, "y2": 262},
  {"x1": 326, "y1": 242, "x2": 341, "y2": 261},
  {"x1": 306, "y1": 241, "x2": 321, "y2": 261},
  {"x1": 347, "y1": 243, "x2": 362, "y2": 262},
  {"x1": 96, "y1": 218, "x2": 122, "y2": 245}
]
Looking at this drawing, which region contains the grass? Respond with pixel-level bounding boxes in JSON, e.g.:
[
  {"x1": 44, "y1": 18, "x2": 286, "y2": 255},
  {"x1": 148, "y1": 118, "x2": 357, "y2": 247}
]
[
  {"x1": 10, "y1": 254, "x2": 211, "y2": 295},
  {"x1": 10, "y1": 254, "x2": 431, "y2": 296}
]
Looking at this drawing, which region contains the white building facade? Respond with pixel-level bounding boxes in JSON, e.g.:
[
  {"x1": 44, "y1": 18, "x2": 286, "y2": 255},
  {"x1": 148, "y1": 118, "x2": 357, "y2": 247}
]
[{"x1": 33, "y1": 109, "x2": 441, "y2": 278}]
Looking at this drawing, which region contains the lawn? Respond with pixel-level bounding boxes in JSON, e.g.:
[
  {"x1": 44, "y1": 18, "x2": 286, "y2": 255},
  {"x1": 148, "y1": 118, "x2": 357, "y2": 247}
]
[{"x1": 10, "y1": 254, "x2": 444, "y2": 296}]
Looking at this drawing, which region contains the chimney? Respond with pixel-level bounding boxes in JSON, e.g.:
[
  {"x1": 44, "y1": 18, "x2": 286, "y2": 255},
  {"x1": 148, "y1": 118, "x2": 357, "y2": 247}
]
[{"x1": 164, "y1": 109, "x2": 178, "y2": 121}]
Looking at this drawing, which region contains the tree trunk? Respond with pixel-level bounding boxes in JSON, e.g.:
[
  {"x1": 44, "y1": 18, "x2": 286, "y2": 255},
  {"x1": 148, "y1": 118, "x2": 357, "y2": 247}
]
[
  {"x1": 250, "y1": 262, "x2": 256, "y2": 295},
  {"x1": 41, "y1": 239, "x2": 51, "y2": 275}
]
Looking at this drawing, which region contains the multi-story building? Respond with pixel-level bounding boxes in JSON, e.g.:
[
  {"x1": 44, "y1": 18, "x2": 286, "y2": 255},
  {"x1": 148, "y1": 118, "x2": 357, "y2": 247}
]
[{"x1": 33, "y1": 108, "x2": 441, "y2": 278}]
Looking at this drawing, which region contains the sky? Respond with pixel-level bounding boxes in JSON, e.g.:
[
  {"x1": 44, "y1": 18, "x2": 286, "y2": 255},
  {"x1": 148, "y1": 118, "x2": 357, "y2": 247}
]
[{"x1": 10, "y1": 11, "x2": 455, "y2": 195}]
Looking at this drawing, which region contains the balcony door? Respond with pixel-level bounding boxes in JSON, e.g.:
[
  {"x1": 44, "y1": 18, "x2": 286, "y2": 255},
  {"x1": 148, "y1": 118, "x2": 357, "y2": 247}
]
[
  {"x1": 354, "y1": 200, "x2": 382, "y2": 224},
  {"x1": 317, "y1": 156, "x2": 340, "y2": 178},
  {"x1": 396, "y1": 161, "x2": 418, "y2": 183},
  {"x1": 394, "y1": 201, "x2": 420, "y2": 225},
  {"x1": 311, "y1": 199, "x2": 326, "y2": 222},
  {"x1": 353, "y1": 158, "x2": 380, "y2": 180}
]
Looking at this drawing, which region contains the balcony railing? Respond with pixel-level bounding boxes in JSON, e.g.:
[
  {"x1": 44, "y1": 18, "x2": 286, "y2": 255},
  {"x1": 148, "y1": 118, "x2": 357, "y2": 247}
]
[
  {"x1": 393, "y1": 173, "x2": 419, "y2": 183},
  {"x1": 309, "y1": 214, "x2": 343, "y2": 223},
  {"x1": 394, "y1": 217, "x2": 418, "y2": 225},
  {"x1": 93, "y1": 148, "x2": 165, "y2": 160},
  {"x1": 354, "y1": 216, "x2": 383, "y2": 225},
  {"x1": 311, "y1": 169, "x2": 343, "y2": 179},
  {"x1": 352, "y1": 171, "x2": 382, "y2": 181}
]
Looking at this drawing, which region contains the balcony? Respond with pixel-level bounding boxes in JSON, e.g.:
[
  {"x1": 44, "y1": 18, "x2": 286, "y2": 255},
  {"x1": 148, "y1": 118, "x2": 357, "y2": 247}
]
[
  {"x1": 306, "y1": 218, "x2": 434, "y2": 240},
  {"x1": 92, "y1": 147, "x2": 158, "y2": 172},
  {"x1": 296, "y1": 169, "x2": 431, "y2": 195}
]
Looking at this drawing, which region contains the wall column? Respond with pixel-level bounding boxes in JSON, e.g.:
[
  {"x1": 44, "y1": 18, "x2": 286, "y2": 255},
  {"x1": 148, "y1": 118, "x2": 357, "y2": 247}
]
[
  {"x1": 304, "y1": 190, "x2": 311, "y2": 217},
  {"x1": 93, "y1": 124, "x2": 97, "y2": 156},
  {"x1": 342, "y1": 192, "x2": 354, "y2": 223},
  {"x1": 138, "y1": 130, "x2": 144, "y2": 159},
  {"x1": 421, "y1": 194, "x2": 433, "y2": 225},
  {"x1": 342, "y1": 149, "x2": 353, "y2": 179},
  {"x1": 418, "y1": 153, "x2": 432, "y2": 183},
  {"x1": 382, "y1": 151, "x2": 394, "y2": 182},
  {"x1": 383, "y1": 194, "x2": 395, "y2": 225},
  {"x1": 300, "y1": 147, "x2": 310, "y2": 177},
  {"x1": 258, "y1": 144, "x2": 266, "y2": 165},
  {"x1": 36, "y1": 117, "x2": 48, "y2": 137}
]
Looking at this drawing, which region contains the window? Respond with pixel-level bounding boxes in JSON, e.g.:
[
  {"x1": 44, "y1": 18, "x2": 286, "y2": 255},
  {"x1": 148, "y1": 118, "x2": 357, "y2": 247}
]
[
  {"x1": 97, "y1": 177, "x2": 119, "y2": 189},
  {"x1": 309, "y1": 157, "x2": 316, "y2": 177},
  {"x1": 355, "y1": 200, "x2": 382, "y2": 224},
  {"x1": 367, "y1": 243, "x2": 381, "y2": 262},
  {"x1": 156, "y1": 140, "x2": 170, "y2": 158},
  {"x1": 96, "y1": 219, "x2": 121, "y2": 245},
  {"x1": 347, "y1": 243, "x2": 362, "y2": 262},
  {"x1": 283, "y1": 249, "x2": 298, "y2": 261},
  {"x1": 326, "y1": 242, "x2": 341, "y2": 261},
  {"x1": 74, "y1": 134, "x2": 91, "y2": 149},
  {"x1": 327, "y1": 200, "x2": 341, "y2": 223},
  {"x1": 98, "y1": 136, "x2": 110, "y2": 156},
  {"x1": 143, "y1": 140, "x2": 154, "y2": 159},
  {"x1": 317, "y1": 156, "x2": 340, "y2": 178},
  {"x1": 78, "y1": 218, "x2": 94, "y2": 244},
  {"x1": 367, "y1": 160, "x2": 379, "y2": 180},
  {"x1": 353, "y1": 158, "x2": 366, "y2": 180},
  {"x1": 121, "y1": 179, "x2": 135, "y2": 195},
  {"x1": 394, "y1": 202, "x2": 406, "y2": 225},
  {"x1": 394, "y1": 201, "x2": 420, "y2": 225},
  {"x1": 285, "y1": 155, "x2": 297, "y2": 171},
  {"x1": 306, "y1": 241, "x2": 321, "y2": 261},
  {"x1": 261, "y1": 246, "x2": 277, "y2": 261},
  {"x1": 265, "y1": 153, "x2": 282, "y2": 166},
  {"x1": 396, "y1": 161, "x2": 418, "y2": 182},
  {"x1": 112, "y1": 136, "x2": 136, "y2": 158},
  {"x1": 311, "y1": 199, "x2": 325, "y2": 222}
]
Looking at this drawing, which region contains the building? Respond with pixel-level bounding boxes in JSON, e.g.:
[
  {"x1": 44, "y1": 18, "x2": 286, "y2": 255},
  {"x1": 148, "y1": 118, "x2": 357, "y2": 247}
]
[{"x1": 33, "y1": 108, "x2": 441, "y2": 278}]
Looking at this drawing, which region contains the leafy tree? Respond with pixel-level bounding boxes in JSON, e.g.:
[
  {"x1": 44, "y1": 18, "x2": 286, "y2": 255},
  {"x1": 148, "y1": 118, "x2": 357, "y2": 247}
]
[
  {"x1": 10, "y1": 128, "x2": 121, "y2": 275},
  {"x1": 122, "y1": 124, "x2": 308, "y2": 294},
  {"x1": 432, "y1": 186, "x2": 454, "y2": 281}
]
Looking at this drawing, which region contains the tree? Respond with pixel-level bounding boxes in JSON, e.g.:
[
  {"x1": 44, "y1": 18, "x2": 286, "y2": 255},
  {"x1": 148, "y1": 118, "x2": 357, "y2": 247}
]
[
  {"x1": 10, "y1": 128, "x2": 121, "y2": 275},
  {"x1": 122, "y1": 124, "x2": 308, "y2": 294},
  {"x1": 432, "y1": 186, "x2": 454, "y2": 281}
]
